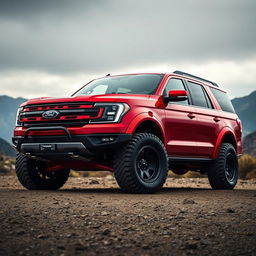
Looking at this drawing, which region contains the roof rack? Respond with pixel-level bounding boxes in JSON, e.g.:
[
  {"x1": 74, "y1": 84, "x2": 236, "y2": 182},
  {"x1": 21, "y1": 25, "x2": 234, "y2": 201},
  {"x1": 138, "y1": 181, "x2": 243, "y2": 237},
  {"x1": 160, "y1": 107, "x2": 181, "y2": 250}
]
[{"x1": 173, "y1": 70, "x2": 218, "y2": 87}]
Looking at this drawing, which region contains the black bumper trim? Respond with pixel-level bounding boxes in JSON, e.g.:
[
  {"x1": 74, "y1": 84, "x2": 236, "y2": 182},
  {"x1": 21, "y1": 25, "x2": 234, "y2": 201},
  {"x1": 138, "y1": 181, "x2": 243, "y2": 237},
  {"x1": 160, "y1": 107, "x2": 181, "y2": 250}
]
[
  {"x1": 13, "y1": 133, "x2": 132, "y2": 157},
  {"x1": 20, "y1": 142, "x2": 92, "y2": 156}
]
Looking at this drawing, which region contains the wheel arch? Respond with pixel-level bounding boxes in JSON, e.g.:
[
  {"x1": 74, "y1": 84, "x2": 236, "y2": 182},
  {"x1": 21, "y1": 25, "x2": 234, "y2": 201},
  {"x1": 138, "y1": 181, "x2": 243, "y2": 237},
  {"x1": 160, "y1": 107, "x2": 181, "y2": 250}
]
[
  {"x1": 212, "y1": 128, "x2": 237, "y2": 159},
  {"x1": 126, "y1": 114, "x2": 165, "y2": 143}
]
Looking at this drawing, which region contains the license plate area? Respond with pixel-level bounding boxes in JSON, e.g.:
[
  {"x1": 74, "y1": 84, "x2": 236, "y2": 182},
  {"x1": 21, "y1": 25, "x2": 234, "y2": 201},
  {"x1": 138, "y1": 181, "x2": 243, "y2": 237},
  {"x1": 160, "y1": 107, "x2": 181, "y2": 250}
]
[{"x1": 39, "y1": 144, "x2": 56, "y2": 152}]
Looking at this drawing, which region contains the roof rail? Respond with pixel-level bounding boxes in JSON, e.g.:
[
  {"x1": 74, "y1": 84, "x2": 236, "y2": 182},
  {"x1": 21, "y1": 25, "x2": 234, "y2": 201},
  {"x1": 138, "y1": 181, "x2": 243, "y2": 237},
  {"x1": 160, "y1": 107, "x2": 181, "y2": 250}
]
[{"x1": 173, "y1": 70, "x2": 218, "y2": 87}]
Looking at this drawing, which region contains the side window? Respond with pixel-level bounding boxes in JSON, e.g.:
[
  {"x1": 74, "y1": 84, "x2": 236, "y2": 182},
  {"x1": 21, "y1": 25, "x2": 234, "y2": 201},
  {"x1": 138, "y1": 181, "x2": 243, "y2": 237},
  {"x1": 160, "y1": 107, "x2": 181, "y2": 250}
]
[
  {"x1": 164, "y1": 79, "x2": 189, "y2": 105},
  {"x1": 210, "y1": 87, "x2": 235, "y2": 113},
  {"x1": 187, "y1": 81, "x2": 211, "y2": 108},
  {"x1": 204, "y1": 90, "x2": 213, "y2": 108}
]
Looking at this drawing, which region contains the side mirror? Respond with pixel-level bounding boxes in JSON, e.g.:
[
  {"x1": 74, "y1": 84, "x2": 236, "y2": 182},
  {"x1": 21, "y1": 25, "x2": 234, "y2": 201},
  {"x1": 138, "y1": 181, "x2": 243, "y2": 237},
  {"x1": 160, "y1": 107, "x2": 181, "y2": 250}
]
[{"x1": 165, "y1": 90, "x2": 188, "y2": 102}]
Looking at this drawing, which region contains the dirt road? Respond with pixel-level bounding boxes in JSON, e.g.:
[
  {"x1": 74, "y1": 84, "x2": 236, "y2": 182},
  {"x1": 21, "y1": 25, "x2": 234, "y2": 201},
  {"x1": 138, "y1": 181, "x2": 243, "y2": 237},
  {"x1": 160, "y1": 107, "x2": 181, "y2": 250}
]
[{"x1": 0, "y1": 176, "x2": 255, "y2": 256}]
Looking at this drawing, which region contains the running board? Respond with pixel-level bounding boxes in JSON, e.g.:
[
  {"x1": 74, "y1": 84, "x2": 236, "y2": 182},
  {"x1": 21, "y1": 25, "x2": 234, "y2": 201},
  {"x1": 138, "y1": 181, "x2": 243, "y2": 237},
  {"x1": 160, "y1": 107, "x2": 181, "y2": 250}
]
[{"x1": 168, "y1": 157, "x2": 213, "y2": 164}]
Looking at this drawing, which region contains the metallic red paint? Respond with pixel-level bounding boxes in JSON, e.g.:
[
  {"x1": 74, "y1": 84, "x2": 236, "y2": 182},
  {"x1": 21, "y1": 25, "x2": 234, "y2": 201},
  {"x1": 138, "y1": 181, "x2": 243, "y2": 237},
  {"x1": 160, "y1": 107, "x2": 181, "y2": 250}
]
[
  {"x1": 168, "y1": 90, "x2": 188, "y2": 97},
  {"x1": 14, "y1": 72, "x2": 242, "y2": 171}
]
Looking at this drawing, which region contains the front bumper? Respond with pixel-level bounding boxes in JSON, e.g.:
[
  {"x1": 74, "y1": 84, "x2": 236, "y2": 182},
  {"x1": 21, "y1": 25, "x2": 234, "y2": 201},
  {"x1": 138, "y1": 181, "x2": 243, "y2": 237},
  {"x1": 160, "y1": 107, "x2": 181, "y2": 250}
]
[{"x1": 13, "y1": 133, "x2": 132, "y2": 161}]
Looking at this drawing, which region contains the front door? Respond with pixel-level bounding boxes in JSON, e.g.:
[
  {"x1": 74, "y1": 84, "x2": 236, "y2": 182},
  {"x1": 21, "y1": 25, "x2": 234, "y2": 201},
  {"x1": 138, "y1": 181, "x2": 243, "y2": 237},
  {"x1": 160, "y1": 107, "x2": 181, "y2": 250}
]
[{"x1": 163, "y1": 78, "x2": 199, "y2": 157}]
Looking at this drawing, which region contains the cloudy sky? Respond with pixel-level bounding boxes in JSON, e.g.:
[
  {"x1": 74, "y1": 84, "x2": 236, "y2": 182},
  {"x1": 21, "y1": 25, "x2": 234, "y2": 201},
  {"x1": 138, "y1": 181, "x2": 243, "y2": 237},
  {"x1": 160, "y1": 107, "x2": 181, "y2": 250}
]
[{"x1": 0, "y1": 0, "x2": 255, "y2": 99}]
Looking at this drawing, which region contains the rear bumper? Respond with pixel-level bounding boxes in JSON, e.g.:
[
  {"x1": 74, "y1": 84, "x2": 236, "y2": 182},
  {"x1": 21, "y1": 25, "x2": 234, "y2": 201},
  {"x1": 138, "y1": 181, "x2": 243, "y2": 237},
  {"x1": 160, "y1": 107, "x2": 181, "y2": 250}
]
[{"x1": 13, "y1": 133, "x2": 132, "y2": 161}]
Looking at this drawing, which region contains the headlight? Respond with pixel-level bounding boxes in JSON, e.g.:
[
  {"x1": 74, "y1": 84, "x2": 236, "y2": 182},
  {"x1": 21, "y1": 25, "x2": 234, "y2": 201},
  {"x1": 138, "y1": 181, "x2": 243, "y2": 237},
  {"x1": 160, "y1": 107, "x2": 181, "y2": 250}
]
[
  {"x1": 15, "y1": 107, "x2": 23, "y2": 126},
  {"x1": 90, "y1": 103, "x2": 130, "y2": 123}
]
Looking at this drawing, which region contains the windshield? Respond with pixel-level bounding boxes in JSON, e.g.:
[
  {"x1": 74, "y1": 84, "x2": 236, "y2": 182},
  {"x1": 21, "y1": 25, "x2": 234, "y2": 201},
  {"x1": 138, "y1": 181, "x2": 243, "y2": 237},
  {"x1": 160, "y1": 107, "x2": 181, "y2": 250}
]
[{"x1": 74, "y1": 74, "x2": 164, "y2": 96}]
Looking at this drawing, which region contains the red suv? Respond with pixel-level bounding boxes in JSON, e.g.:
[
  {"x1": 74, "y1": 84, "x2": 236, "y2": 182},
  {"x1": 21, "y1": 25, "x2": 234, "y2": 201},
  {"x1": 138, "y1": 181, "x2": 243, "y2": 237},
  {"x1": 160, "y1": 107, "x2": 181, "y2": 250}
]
[{"x1": 13, "y1": 71, "x2": 242, "y2": 193}]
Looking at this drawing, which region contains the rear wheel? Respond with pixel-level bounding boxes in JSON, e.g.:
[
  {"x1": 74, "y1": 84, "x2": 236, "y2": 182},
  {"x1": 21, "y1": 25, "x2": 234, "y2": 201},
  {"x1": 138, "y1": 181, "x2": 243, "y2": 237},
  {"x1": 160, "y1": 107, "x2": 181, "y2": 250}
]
[
  {"x1": 16, "y1": 153, "x2": 70, "y2": 190},
  {"x1": 207, "y1": 143, "x2": 238, "y2": 189},
  {"x1": 114, "y1": 133, "x2": 168, "y2": 193}
]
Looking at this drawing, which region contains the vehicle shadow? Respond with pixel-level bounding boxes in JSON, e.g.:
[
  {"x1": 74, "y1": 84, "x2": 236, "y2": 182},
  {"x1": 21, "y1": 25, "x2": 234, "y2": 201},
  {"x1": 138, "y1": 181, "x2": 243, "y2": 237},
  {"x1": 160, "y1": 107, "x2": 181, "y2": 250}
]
[
  {"x1": 59, "y1": 186, "x2": 212, "y2": 194},
  {"x1": 5, "y1": 186, "x2": 255, "y2": 194},
  {"x1": 58, "y1": 186, "x2": 256, "y2": 194}
]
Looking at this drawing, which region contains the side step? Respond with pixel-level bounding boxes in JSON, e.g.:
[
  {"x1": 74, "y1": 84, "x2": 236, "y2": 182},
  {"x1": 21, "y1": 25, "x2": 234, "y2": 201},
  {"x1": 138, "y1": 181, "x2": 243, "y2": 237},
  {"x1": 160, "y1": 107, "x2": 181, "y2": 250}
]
[{"x1": 168, "y1": 157, "x2": 213, "y2": 164}]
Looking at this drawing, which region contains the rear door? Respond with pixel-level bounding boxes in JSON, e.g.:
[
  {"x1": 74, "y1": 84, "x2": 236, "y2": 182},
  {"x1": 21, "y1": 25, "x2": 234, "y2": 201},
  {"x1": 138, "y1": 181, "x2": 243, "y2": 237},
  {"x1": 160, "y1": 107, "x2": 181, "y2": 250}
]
[
  {"x1": 163, "y1": 77, "x2": 199, "y2": 156},
  {"x1": 185, "y1": 80, "x2": 223, "y2": 157}
]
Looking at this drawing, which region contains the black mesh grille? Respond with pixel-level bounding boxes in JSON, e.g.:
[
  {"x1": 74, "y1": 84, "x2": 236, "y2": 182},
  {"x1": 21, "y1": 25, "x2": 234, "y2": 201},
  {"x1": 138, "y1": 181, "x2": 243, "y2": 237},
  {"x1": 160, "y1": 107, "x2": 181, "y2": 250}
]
[{"x1": 19, "y1": 102, "x2": 102, "y2": 127}]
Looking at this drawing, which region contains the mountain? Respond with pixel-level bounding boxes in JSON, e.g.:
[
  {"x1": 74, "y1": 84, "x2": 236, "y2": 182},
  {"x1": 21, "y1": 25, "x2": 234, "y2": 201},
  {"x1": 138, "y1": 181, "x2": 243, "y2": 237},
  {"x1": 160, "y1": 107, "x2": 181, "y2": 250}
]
[
  {"x1": 0, "y1": 95, "x2": 27, "y2": 143},
  {"x1": 231, "y1": 91, "x2": 256, "y2": 136},
  {"x1": 243, "y1": 131, "x2": 256, "y2": 157},
  {"x1": 0, "y1": 138, "x2": 16, "y2": 157}
]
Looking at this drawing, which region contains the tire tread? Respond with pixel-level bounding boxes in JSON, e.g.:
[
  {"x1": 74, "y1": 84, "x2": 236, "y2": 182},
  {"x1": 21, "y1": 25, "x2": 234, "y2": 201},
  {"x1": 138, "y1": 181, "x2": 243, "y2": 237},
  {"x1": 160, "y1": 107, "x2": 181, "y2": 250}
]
[
  {"x1": 114, "y1": 133, "x2": 168, "y2": 193},
  {"x1": 16, "y1": 153, "x2": 69, "y2": 190},
  {"x1": 207, "y1": 143, "x2": 238, "y2": 190}
]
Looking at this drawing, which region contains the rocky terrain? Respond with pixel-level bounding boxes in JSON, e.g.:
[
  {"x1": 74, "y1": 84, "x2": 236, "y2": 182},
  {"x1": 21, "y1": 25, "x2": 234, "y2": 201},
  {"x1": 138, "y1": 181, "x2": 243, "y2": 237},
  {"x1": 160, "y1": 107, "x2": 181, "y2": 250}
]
[{"x1": 0, "y1": 176, "x2": 255, "y2": 256}]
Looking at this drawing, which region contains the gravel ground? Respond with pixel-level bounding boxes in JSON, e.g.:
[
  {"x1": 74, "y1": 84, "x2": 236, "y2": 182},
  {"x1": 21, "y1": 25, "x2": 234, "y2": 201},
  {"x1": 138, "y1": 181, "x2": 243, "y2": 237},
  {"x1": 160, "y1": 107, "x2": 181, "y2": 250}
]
[{"x1": 0, "y1": 176, "x2": 256, "y2": 256}]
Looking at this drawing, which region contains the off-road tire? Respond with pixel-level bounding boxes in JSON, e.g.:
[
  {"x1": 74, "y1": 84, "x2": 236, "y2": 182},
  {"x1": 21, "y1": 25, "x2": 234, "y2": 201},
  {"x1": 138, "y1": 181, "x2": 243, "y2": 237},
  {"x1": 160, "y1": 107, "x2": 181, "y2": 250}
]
[
  {"x1": 207, "y1": 143, "x2": 238, "y2": 189},
  {"x1": 114, "y1": 133, "x2": 168, "y2": 193},
  {"x1": 16, "y1": 153, "x2": 70, "y2": 190}
]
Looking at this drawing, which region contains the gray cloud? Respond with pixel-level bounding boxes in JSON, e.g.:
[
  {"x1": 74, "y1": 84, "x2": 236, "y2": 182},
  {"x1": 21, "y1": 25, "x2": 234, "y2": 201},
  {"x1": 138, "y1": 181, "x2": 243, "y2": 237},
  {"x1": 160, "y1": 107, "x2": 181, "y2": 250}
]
[{"x1": 0, "y1": 0, "x2": 256, "y2": 74}]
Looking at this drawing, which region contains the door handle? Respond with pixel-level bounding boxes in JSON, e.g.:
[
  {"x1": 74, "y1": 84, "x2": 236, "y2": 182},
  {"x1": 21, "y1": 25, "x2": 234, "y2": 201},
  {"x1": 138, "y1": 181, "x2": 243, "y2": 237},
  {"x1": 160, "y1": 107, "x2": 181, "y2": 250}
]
[
  {"x1": 187, "y1": 113, "x2": 196, "y2": 119},
  {"x1": 213, "y1": 117, "x2": 221, "y2": 122}
]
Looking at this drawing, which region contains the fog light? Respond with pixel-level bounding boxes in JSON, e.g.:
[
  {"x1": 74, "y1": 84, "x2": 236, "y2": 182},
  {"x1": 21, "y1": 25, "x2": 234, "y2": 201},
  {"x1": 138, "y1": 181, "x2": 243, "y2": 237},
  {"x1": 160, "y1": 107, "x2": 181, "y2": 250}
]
[
  {"x1": 101, "y1": 137, "x2": 115, "y2": 142},
  {"x1": 107, "y1": 116, "x2": 114, "y2": 121}
]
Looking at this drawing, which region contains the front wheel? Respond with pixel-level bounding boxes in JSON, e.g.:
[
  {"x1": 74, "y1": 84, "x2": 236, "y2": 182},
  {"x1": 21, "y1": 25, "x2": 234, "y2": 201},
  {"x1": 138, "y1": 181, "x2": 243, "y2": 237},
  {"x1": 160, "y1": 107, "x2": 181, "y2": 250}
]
[
  {"x1": 207, "y1": 143, "x2": 238, "y2": 189},
  {"x1": 16, "y1": 153, "x2": 70, "y2": 190},
  {"x1": 114, "y1": 133, "x2": 168, "y2": 193}
]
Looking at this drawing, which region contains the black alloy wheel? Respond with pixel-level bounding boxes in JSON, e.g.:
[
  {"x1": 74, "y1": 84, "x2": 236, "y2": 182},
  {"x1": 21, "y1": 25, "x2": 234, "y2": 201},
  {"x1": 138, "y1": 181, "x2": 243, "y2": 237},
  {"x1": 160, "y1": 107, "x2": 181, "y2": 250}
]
[
  {"x1": 207, "y1": 143, "x2": 238, "y2": 189},
  {"x1": 136, "y1": 146, "x2": 161, "y2": 183},
  {"x1": 114, "y1": 133, "x2": 168, "y2": 193}
]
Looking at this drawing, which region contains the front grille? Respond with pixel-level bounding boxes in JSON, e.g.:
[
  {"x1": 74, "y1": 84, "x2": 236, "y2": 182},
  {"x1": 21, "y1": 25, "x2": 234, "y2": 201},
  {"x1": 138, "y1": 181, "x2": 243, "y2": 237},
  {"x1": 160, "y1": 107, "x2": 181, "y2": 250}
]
[{"x1": 19, "y1": 102, "x2": 103, "y2": 127}]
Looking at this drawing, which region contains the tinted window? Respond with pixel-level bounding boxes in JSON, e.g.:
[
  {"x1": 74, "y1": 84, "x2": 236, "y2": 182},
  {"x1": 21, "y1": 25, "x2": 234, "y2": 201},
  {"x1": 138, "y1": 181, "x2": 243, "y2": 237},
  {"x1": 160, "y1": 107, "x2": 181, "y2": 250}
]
[
  {"x1": 164, "y1": 79, "x2": 189, "y2": 105},
  {"x1": 210, "y1": 87, "x2": 235, "y2": 113},
  {"x1": 74, "y1": 74, "x2": 164, "y2": 96},
  {"x1": 187, "y1": 81, "x2": 210, "y2": 108},
  {"x1": 204, "y1": 91, "x2": 213, "y2": 108}
]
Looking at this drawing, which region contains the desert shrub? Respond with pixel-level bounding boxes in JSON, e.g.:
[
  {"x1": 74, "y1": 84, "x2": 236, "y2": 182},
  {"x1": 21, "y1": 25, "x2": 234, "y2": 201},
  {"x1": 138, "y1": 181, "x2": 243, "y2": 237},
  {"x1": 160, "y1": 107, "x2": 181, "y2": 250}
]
[
  {"x1": 238, "y1": 154, "x2": 256, "y2": 179},
  {"x1": 246, "y1": 169, "x2": 256, "y2": 179},
  {"x1": 0, "y1": 154, "x2": 16, "y2": 175}
]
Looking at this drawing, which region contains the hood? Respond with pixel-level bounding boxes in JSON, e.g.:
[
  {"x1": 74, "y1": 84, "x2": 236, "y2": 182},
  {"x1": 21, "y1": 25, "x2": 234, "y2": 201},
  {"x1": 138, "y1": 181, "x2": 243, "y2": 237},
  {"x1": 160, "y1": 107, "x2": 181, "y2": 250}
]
[{"x1": 20, "y1": 94, "x2": 151, "y2": 107}]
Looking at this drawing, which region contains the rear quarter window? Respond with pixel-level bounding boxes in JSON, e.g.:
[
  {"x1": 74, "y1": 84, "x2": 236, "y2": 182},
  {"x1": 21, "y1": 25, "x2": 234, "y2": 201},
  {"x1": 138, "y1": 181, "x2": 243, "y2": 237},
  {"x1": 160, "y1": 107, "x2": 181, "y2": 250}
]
[
  {"x1": 210, "y1": 87, "x2": 235, "y2": 113},
  {"x1": 187, "y1": 81, "x2": 212, "y2": 108}
]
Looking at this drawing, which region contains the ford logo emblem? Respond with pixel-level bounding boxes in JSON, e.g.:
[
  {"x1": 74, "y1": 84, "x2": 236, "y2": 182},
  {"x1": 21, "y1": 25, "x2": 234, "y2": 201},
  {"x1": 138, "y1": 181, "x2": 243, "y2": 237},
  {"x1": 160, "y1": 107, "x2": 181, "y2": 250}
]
[{"x1": 42, "y1": 110, "x2": 60, "y2": 119}]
